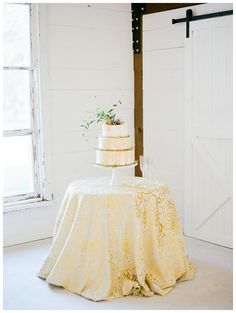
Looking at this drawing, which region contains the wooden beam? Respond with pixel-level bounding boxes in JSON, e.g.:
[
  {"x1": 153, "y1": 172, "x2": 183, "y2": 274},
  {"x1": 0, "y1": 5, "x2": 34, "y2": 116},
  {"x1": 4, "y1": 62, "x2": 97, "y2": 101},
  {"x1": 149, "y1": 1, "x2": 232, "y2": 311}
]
[
  {"x1": 134, "y1": 52, "x2": 143, "y2": 177},
  {"x1": 144, "y1": 3, "x2": 202, "y2": 14}
]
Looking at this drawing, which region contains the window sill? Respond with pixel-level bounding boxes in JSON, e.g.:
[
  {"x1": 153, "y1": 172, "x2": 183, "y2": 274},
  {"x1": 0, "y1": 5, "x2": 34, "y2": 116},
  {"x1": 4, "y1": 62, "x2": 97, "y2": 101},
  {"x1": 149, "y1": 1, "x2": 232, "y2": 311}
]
[{"x1": 3, "y1": 199, "x2": 55, "y2": 214}]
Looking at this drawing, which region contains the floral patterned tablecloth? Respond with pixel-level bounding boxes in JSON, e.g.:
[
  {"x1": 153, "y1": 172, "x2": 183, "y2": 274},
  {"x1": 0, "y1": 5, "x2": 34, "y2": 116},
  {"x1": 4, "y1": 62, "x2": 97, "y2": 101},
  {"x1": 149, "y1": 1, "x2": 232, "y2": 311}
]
[{"x1": 38, "y1": 176, "x2": 196, "y2": 301}]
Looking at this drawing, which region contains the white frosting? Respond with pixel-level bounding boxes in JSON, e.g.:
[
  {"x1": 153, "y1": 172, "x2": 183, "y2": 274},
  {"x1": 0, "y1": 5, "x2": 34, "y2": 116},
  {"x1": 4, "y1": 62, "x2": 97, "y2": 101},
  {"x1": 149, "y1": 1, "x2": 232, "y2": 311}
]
[
  {"x1": 98, "y1": 136, "x2": 132, "y2": 150},
  {"x1": 96, "y1": 123, "x2": 135, "y2": 166},
  {"x1": 102, "y1": 124, "x2": 128, "y2": 137},
  {"x1": 96, "y1": 149, "x2": 134, "y2": 166}
]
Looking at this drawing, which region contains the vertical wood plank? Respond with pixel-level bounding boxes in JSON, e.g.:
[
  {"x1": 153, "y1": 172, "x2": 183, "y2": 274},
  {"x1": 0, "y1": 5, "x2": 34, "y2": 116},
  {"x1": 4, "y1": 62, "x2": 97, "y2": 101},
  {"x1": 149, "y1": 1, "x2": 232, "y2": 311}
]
[{"x1": 134, "y1": 52, "x2": 143, "y2": 176}]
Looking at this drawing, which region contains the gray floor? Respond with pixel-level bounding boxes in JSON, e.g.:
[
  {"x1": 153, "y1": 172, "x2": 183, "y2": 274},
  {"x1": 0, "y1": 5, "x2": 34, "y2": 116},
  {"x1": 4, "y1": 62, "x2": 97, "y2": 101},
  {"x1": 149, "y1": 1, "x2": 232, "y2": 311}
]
[{"x1": 3, "y1": 236, "x2": 233, "y2": 310}]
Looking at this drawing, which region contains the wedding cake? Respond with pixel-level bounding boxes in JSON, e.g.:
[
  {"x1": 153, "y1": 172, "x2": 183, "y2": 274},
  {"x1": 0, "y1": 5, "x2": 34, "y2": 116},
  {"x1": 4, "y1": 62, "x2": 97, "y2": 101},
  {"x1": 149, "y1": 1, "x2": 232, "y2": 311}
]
[{"x1": 96, "y1": 123, "x2": 135, "y2": 166}]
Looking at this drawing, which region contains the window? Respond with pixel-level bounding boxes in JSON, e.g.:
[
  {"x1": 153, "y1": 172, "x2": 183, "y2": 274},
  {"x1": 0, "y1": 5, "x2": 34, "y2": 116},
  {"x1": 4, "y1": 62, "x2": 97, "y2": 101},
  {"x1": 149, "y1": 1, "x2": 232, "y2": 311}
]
[{"x1": 3, "y1": 4, "x2": 44, "y2": 208}]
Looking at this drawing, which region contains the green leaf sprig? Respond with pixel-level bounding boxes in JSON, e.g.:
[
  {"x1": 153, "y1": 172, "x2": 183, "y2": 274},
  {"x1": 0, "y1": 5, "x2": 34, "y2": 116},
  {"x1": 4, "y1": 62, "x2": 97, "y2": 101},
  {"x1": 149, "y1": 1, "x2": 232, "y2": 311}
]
[{"x1": 80, "y1": 100, "x2": 122, "y2": 141}]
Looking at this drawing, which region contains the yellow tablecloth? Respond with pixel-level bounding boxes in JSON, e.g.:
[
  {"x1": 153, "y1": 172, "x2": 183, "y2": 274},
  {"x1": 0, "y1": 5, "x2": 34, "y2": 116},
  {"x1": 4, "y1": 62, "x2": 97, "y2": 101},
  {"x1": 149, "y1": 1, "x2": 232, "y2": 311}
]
[{"x1": 38, "y1": 177, "x2": 196, "y2": 301}]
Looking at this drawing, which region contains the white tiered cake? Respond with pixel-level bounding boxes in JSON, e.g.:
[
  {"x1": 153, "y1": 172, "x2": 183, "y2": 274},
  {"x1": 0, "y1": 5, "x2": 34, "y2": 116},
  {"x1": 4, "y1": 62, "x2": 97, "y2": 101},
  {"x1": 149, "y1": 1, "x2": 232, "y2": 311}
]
[{"x1": 96, "y1": 123, "x2": 135, "y2": 166}]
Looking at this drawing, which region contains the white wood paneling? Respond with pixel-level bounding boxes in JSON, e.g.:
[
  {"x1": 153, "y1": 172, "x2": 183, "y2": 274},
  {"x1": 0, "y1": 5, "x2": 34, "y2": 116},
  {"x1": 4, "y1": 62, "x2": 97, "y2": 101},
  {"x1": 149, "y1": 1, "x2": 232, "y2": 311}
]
[
  {"x1": 143, "y1": 27, "x2": 184, "y2": 51},
  {"x1": 90, "y1": 3, "x2": 131, "y2": 13},
  {"x1": 143, "y1": 3, "x2": 233, "y2": 246},
  {"x1": 143, "y1": 90, "x2": 184, "y2": 130},
  {"x1": 3, "y1": 204, "x2": 58, "y2": 246},
  {"x1": 144, "y1": 48, "x2": 184, "y2": 71},
  {"x1": 47, "y1": 4, "x2": 131, "y2": 30},
  {"x1": 50, "y1": 93, "x2": 133, "y2": 133},
  {"x1": 49, "y1": 69, "x2": 133, "y2": 90},
  {"x1": 4, "y1": 3, "x2": 134, "y2": 246},
  {"x1": 143, "y1": 68, "x2": 184, "y2": 91},
  {"x1": 49, "y1": 90, "x2": 134, "y2": 107},
  {"x1": 48, "y1": 25, "x2": 132, "y2": 70},
  {"x1": 43, "y1": 2, "x2": 134, "y2": 193},
  {"x1": 184, "y1": 13, "x2": 233, "y2": 247}
]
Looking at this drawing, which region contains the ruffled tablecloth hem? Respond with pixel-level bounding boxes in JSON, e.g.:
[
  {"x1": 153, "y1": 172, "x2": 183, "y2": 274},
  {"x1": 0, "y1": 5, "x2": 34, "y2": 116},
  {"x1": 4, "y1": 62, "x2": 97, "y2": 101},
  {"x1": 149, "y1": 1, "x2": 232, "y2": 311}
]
[{"x1": 37, "y1": 258, "x2": 196, "y2": 302}]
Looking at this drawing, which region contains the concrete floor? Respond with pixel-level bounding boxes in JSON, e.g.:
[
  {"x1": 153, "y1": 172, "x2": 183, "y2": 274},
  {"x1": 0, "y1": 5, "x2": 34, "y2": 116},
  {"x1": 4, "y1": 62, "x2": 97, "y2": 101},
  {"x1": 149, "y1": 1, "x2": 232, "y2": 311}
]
[{"x1": 3, "y1": 236, "x2": 233, "y2": 310}]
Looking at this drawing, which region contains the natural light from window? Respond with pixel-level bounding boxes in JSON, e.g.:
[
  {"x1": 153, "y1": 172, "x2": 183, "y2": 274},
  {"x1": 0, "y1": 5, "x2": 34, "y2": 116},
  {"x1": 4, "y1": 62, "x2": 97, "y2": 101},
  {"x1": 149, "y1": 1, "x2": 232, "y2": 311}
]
[{"x1": 3, "y1": 3, "x2": 42, "y2": 204}]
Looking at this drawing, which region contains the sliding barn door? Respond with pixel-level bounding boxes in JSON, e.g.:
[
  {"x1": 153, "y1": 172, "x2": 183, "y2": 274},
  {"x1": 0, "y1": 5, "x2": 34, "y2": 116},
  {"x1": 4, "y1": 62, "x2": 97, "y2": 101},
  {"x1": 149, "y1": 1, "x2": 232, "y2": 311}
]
[
  {"x1": 184, "y1": 15, "x2": 233, "y2": 247},
  {"x1": 143, "y1": 4, "x2": 233, "y2": 247}
]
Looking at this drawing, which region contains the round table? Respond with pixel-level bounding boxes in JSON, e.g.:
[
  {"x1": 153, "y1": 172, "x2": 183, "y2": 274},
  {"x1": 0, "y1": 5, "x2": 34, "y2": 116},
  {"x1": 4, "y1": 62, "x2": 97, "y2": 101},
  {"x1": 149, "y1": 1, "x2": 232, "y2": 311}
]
[{"x1": 38, "y1": 176, "x2": 195, "y2": 301}]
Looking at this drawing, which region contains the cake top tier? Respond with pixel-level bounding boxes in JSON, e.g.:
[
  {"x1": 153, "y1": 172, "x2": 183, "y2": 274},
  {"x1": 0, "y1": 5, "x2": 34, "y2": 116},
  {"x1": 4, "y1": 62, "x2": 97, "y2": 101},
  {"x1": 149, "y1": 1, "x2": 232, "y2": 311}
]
[{"x1": 102, "y1": 123, "x2": 128, "y2": 138}]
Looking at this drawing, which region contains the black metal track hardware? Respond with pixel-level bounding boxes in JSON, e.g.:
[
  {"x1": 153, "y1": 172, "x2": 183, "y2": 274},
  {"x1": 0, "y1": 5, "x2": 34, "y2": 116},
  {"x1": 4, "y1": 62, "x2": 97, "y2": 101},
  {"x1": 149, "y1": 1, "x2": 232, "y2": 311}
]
[
  {"x1": 132, "y1": 3, "x2": 146, "y2": 53},
  {"x1": 172, "y1": 9, "x2": 233, "y2": 38}
]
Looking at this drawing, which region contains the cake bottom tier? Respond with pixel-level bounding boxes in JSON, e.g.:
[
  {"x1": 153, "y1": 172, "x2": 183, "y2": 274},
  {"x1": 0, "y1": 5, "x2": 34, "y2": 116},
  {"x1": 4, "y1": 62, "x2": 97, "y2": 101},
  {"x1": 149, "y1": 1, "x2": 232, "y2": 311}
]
[{"x1": 96, "y1": 149, "x2": 135, "y2": 166}]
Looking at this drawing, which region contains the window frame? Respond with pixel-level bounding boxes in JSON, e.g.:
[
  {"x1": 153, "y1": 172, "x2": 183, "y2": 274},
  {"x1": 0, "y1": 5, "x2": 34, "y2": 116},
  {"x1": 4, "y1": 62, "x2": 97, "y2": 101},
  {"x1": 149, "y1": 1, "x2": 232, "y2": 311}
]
[{"x1": 3, "y1": 3, "x2": 45, "y2": 208}]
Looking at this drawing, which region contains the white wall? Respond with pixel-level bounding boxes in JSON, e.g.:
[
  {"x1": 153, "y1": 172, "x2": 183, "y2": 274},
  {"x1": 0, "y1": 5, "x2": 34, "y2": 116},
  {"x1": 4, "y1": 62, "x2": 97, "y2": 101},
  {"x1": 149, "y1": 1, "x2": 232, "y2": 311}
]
[{"x1": 4, "y1": 3, "x2": 134, "y2": 246}]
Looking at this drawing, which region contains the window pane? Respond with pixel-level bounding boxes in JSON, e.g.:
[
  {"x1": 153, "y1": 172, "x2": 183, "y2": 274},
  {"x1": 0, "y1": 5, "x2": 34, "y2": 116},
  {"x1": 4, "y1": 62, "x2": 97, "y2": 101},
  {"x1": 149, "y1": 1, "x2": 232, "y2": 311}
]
[
  {"x1": 3, "y1": 70, "x2": 31, "y2": 130},
  {"x1": 3, "y1": 136, "x2": 35, "y2": 197},
  {"x1": 3, "y1": 4, "x2": 31, "y2": 67}
]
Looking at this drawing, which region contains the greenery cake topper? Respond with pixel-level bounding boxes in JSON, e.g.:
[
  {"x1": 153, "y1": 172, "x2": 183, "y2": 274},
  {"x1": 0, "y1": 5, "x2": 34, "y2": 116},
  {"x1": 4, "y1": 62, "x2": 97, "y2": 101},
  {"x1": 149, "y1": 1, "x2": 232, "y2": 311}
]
[{"x1": 80, "y1": 100, "x2": 123, "y2": 140}]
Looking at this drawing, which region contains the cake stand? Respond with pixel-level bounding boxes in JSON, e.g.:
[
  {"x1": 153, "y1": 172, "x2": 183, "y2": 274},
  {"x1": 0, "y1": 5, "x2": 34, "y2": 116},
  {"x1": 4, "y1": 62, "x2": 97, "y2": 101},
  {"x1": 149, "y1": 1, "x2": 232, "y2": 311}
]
[{"x1": 93, "y1": 161, "x2": 138, "y2": 186}]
